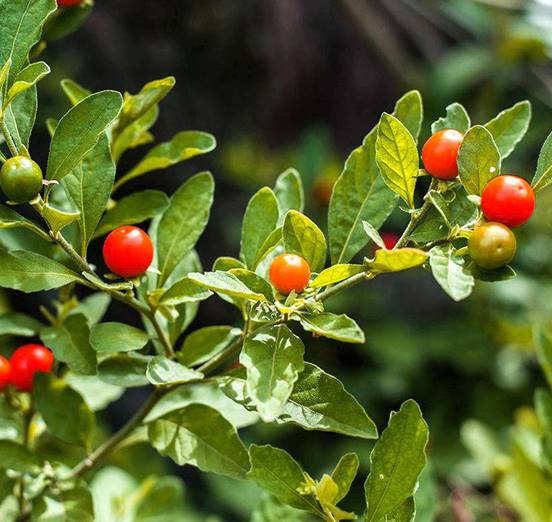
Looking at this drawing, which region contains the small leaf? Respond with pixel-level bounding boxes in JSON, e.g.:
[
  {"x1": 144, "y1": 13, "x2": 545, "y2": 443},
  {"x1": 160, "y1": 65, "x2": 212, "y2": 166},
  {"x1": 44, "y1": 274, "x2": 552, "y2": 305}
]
[
  {"x1": 283, "y1": 210, "x2": 327, "y2": 273},
  {"x1": 532, "y1": 129, "x2": 552, "y2": 192},
  {"x1": 535, "y1": 326, "x2": 552, "y2": 390},
  {"x1": 457, "y1": 125, "x2": 501, "y2": 195},
  {"x1": 188, "y1": 271, "x2": 267, "y2": 302},
  {"x1": 159, "y1": 277, "x2": 212, "y2": 306},
  {"x1": 148, "y1": 403, "x2": 250, "y2": 479},
  {"x1": 41, "y1": 204, "x2": 80, "y2": 236},
  {"x1": 274, "y1": 168, "x2": 304, "y2": 223},
  {"x1": 362, "y1": 221, "x2": 385, "y2": 249},
  {"x1": 297, "y1": 312, "x2": 364, "y2": 343},
  {"x1": 366, "y1": 248, "x2": 428, "y2": 273},
  {"x1": 331, "y1": 453, "x2": 359, "y2": 503},
  {"x1": 431, "y1": 102, "x2": 471, "y2": 134},
  {"x1": 485, "y1": 100, "x2": 531, "y2": 159},
  {"x1": 5, "y1": 61, "x2": 50, "y2": 106},
  {"x1": 180, "y1": 326, "x2": 240, "y2": 366},
  {"x1": 3, "y1": 86, "x2": 37, "y2": 149},
  {"x1": 97, "y1": 353, "x2": 151, "y2": 387},
  {"x1": 112, "y1": 105, "x2": 158, "y2": 162},
  {"x1": 376, "y1": 113, "x2": 418, "y2": 208},
  {"x1": 0, "y1": 440, "x2": 41, "y2": 473},
  {"x1": 310, "y1": 264, "x2": 365, "y2": 288},
  {"x1": 429, "y1": 244, "x2": 474, "y2": 302},
  {"x1": 146, "y1": 356, "x2": 203, "y2": 385},
  {"x1": 60, "y1": 78, "x2": 92, "y2": 105},
  {"x1": 90, "y1": 322, "x2": 149, "y2": 354}
]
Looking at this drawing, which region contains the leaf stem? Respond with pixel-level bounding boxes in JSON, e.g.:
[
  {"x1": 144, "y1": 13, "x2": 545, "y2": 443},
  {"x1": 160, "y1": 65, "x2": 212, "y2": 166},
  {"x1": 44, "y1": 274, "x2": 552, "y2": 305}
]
[{"x1": 314, "y1": 272, "x2": 374, "y2": 303}]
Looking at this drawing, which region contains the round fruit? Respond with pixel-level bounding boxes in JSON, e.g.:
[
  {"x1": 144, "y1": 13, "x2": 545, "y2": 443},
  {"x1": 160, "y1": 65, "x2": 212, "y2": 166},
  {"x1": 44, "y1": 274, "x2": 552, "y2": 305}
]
[
  {"x1": 481, "y1": 175, "x2": 535, "y2": 228},
  {"x1": 468, "y1": 222, "x2": 517, "y2": 270},
  {"x1": 0, "y1": 356, "x2": 10, "y2": 390},
  {"x1": 103, "y1": 226, "x2": 154, "y2": 278},
  {"x1": 380, "y1": 232, "x2": 400, "y2": 250},
  {"x1": 0, "y1": 156, "x2": 43, "y2": 203},
  {"x1": 269, "y1": 253, "x2": 311, "y2": 295},
  {"x1": 57, "y1": 0, "x2": 82, "y2": 6},
  {"x1": 9, "y1": 344, "x2": 54, "y2": 392},
  {"x1": 421, "y1": 129, "x2": 464, "y2": 180}
]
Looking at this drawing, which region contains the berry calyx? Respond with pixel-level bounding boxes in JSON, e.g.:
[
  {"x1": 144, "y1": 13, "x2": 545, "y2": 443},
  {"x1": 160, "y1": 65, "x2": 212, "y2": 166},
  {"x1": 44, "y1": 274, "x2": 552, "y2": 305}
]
[
  {"x1": 269, "y1": 253, "x2": 311, "y2": 295},
  {"x1": 103, "y1": 226, "x2": 154, "y2": 278}
]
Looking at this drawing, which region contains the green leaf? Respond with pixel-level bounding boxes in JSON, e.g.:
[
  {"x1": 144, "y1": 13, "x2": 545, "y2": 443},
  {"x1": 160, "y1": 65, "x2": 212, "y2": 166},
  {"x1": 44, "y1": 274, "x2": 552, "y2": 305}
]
[
  {"x1": 310, "y1": 264, "x2": 365, "y2": 289},
  {"x1": 47, "y1": 91, "x2": 123, "y2": 182},
  {"x1": 40, "y1": 314, "x2": 96, "y2": 375},
  {"x1": 393, "y1": 90, "x2": 423, "y2": 141},
  {"x1": 366, "y1": 248, "x2": 428, "y2": 273},
  {"x1": 535, "y1": 388, "x2": 552, "y2": 473},
  {"x1": 297, "y1": 312, "x2": 364, "y2": 343},
  {"x1": 116, "y1": 131, "x2": 216, "y2": 189},
  {"x1": 535, "y1": 326, "x2": 552, "y2": 390},
  {"x1": 362, "y1": 221, "x2": 385, "y2": 249},
  {"x1": 148, "y1": 403, "x2": 250, "y2": 479},
  {"x1": 431, "y1": 102, "x2": 470, "y2": 134},
  {"x1": 254, "y1": 227, "x2": 283, "y2": 269},
  {"x1": 364, "y1": 400, "x2": 429, "y2": 522},
  {"x1": 60, "y1": 78, "x2": 91, "y2": 105},
  {"x1": 331, "y1": 453, "x2": 359, "y2": 503},
  {"x1": 112, "y1": 106, "x2": 158, "y2": 163},
  {"x1": 65, "y1": 374, "x2": 123, "y2": 412},
  {"x1": 251, "y1": 495, "x2": 310, "y2": 522},
  {"x1": 248, "y1": 445, "x2": 324, "y2": 516},
  {"x1": 159, "y1": 277, "x2": 213, "y2": 306},
  {"x1": 3, "y1": 86, "x2": 37, "y2": 149},
  {"x1": 376, "y1": 113, "x2": 418, "y2": 208},
  {"x1": 384, "y1": 497, "x2": 415, "y2": 522},
  {"x1": 283, "y1": 210, "x2": 326, "y2": 273},
  {"x1": 34, "y1": 373, "x2": 94, "y2": 447},
  {"x1": 62, "y1": 133, "x2": 115, "y2": 255},
  {"x1": 90, "y1": 322, "x2": 149, "y2": 354},
  {"x1": 240, "y1": 325, "x2": 305, "y2": 422},
  {"x1": 41, "y1": 204, "x2": 80, "y2": 236},
  {"x1": 426, "y1": 185, "x2": 478, "y2": 229},
  {"x1": 68, "y1": 293, "x2": 111, "y2": 327},
  {"x1": 532, "y1": 129, "x2": 552, "y2": 192},
  {"x1": 485, "y1": 100, "x2": 531, "y2": 159},
  {"x1": 0, "y1": 250, "x2": 82, "y2": 293},
  {"x1": 157, "y1": 172, "x2": 214, "y2": 285},
  {"x1": 97, "y1": 353, "x2": 151, "y2": 387},
  {"x1": 94, "y1": 190, "x2": 169, "y2": 239},
  {"x1": 274, "y1": 168, "x2": 304, "y2": 223},
  {"x1": 32, "y1": 485, "x2": 94, "y2": 522},
  {"x1": 240, "y1": 187, "x2": 280, "y2": 270},
  {"x1": 180, "y1": 326, "x2": 240, "y2": 367},
  {"x1": 457, "y1": 125, "x2": 501, "y2": 195},
  {"x1": 0, "y1": 440, "x2": 40, "y2": 473},
  {"x1": 0, "y1": 312, "x2": 42, "y2": 337},
  {"x1": 429, "y1": 244, "x2": 474, "y2": 302},
  {"x1": 146, "y1": 356, "x2": 203, "y2": 385},
  {"x1": 229, "y1": 268, "x2": 275, "y2": 302},
  {"x1": 5, "y1": 61, "x2": 50, "y2": 106},
  {"x1": 0, "y1": 204, "x2": 50, "y2": 240},
  {"x1": 0, "y1": 0, "x2": 56, "y2": 82},
  {"x1": 188, "y1": 271, "x2": 267, "y2": 302}
]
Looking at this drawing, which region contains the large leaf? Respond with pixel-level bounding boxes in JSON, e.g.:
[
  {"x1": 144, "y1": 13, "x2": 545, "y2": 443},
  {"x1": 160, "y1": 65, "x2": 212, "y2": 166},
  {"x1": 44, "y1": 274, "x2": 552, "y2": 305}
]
[
  {"x1": 274, "y1": 168, "x2": 304, "y2": 223},
  {"x1": 283, "y1": 211, "x2": 327, "y2": 273},
  {"x1": 0, "y1": 251, "x2": 83, "y2": 293},
  {"x1": 485, "y1": 101, "x2": 531, "y2": 159},
  {"x1": 532, "y1": 129, "x2": 552, "y2": 192},
  {"x1": 47, "y1": 91, "x2": 122, "y2": 182},
  {"x1": 431, "y1": 102, "x2": 471, "y2": 134},
  {"x1": 364, "y1": 400, "x2": 429, "y2": 522},
  {"x1": 63, "y1": 133, "x2": 115, "y2": 255},
  {"x1": 240, "y1": 325, "x2": 305, "y2": 422},
  {"x1": 148, "y1": 403, "x2": 250, "y2": 479},
  {"x1": 429, "y1": 244, "x2": 474, "y2": 302},
  {"x1": 180, "y1": 325, "x2": 240, "y2": 366},
  {"x1": 366, "y1": 248, "x2": 428, "y2": 274},
  {"x1": 157, "y1": 172, "x2": 214, "y2": 285},
  {"x1": 297, "y1": 312, "x2": 364, "y2": 343},
  {"x1": 5, "y1": 61, "x2": 50, "y2": 106},
  {"x1": 457, "y1": 125, "x2": 500, "y2": 195},
  {"x1": 240, "y1": 187, "x2": 279, "y2": 270},
  {"x1": 159, "y1": 277, "x2": 213, "y2": 306},
  {"x1": 90, "y1": 322, "x2": 149, "y2": 354},
  {"x1": 393, "y1": 90, "x2": 423, "y2": 142}
]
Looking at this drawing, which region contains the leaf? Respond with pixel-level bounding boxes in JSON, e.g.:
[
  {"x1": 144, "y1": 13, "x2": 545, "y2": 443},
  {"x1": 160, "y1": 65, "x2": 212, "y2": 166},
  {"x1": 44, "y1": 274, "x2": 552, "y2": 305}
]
[
  {"x1": 297, "y1": 312, "x2": 364, "y2": 343},
  {"x1": 116, "y1": 131, "x2": 216, "y2": 189},
  {"x1": 251, "y1": 495, "x2": 310, "y2": 522},
  {"x1": 94, "y1": 190, "x2": 169, "y2": 238},
  {"x1": 90, "y1": 322, "x2": 149, "y2": 354},
  {"x1": 97, "y1": 353, "x2": 151, "y2": 387},
  {"x1": 0, "y1": 250, "x2": 82, "y2": 293},
  {"x1": 283, "y1": 210, "x2": 327, "y2": 273},
  {"x1": 393, "y1": 90, "x2": 423, "y2": 141},
  {"x1": 485, "y1": 100, "x2": 531, "y2": 159},
  {"x1": 0, "y1": 440, "x2": 40, "y2": 473},
  {"x1": 362, "y1": 221, "x2": 385, "y2": 249},
  {"x1": 229, "y1": 268, "x2": 275, "y2": 302},
  {"x1": 376, "y1": 113, "x2": 418, "y2": 208},
  {"x1": 32, "y1": 485, "x2": 94, "y2": 522},
  {"x1": 535, "y1": 388, "x2": 552, "y2": 473},
  {"x1": 532, "y1": 129, "x2": 552, "y2": 192},
  {"x1": 366, "y1": 248, "x2": 428, "y2": 273},
  {"x1": 384, "y1": 497, "x2": 415, "y2": 522},
  {"x1": 148, "y1": 403, "x2": 250, "y2": 479},
  {"x1": 364, "y1": 400, "x2": 429, "y2": 522},
  {"x1": 0, "y1": 0, "x2": 56, "y2": 82},
  {"x1": 159, "y1": 277, "x2": 212, "y2": 306},
  {"x1": 180, "y1": 326, "x2": 240, "y2": 366},
  {"x1": 0, "y1": 312, "x2": 42, "y2": 337},
  {"x1": 40, "y1": 314, "x2": 96, "y2": 375},
  {"x1": 65, "y1": 374, "x2": 123, "y2": 412},
  {"x1": 60, "y1": 78, "x2": 91, "y2": 105},
  {"x1": 33, "y1": 373, "x2": 94, "y2": 447},
  {"x1": 157, "y1": 172, "x2": 214, "y2": 285},
  {"x1": 457, "y1": 125, "x2": 501, "y2": 195},
  {"x1": 310, "y1": 264, "x2": 365, "y2": 288},
  {"x1": 146, "y1": 356, "x2": 203, "y2": 385},
  {"x1": 3, "y1": 85, "x2": 37, "y2": 150},
  {"x1": 188, "y1": 271, "x2": 267, "y2": 302},
  {"x1": 240, "y1": 325, "x2": 305, "y2": 422},
  {"x1": 431, "y1": 102, "x2": 471, "y2": 134},
  {"x1": 535, "y1": 326, "x2": 552, "y2": 390},
  {"x1": 425, "y1": 185, "x2": 478, "y2": 230},
  {"x1": 331, "y1": 453, "x2": 359, "y2": 503},
  {"x1": 274, "y1": 168, "x2": 304, "y2": 223},
  {"x1": 248, "y1": 445, "x2": 324, "y2": 516},
  {"x1": 0, "y1": 204, "x2": 50, "y2": 239},
  {"x1": 254, "y1": 227, "x2": 283, "y2": 269},
  {"x1": 240, "y1": 187, "x2": 280, "y2": 270},
  {"x1": 41, "y1": 204, "x2": 80, "y2": 236},
  {"x1": 112, "y1": 106, "x2": 158, "y2": 163},
  {"x1": 429, "y1": 244, "x2": 475, "y2": 302},
  {"x1": 5, "y1": 61, "x2": 50, "y2": 106},
  {"x1": 47, "y1": 91, "x2": 123, "y2": 182}
]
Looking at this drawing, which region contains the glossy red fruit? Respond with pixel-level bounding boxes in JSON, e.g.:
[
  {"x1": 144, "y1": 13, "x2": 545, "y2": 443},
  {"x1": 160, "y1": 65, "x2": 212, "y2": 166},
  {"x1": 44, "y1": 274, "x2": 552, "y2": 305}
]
[
  {"x1": 422, "y1": 129, "x2": 464, "y2": 180},
  {"x1": 380, "y1": 232, "x2": 400, "y2": 250},
  {"x1": 57, "y1": 0, "x2": 82, "y2": 7},
  {"x1": 269, "y1": 253, "x2": 311, "y2": 295},
  {"x1": 9, "y1": 344, "x2": 54, "y2": 392},
  {"x1": 0, "y1": 356, "x2": 10, "y2": 390},
  {"x1": 103, "y1": 226, "x2": 154, "y2": 278},
  {"x1": 481, "y1": 175, "x2": 535, "y2": 228}
]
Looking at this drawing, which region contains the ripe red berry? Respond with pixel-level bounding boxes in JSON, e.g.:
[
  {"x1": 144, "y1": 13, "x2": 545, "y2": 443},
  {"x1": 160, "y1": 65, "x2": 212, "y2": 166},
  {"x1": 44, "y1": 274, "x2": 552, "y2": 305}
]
[
  {"x1": 269, "y1": 253, "x2": 311, "y2": 295},
  {"x1": 380, "y1": 232, "x2": 400, "y2": 250},
  {"x1": 481, "y1": 175, "x2": 535, "y2": 228},
  {"x1": 422, "y1": 129, "x2": 464, "y2": 180},
  {"x1": 9, "y1": 344, "x2": 54, "y2": 392},
  {"x1": 57, "y1": 0, "x2": 83, "y2": 7},
  {"x1": 103, "y1": 226, "x2": 154, "y2": 278},
  {"x1": 0, "y1": 356, "x2": 10, "y2": 390}
]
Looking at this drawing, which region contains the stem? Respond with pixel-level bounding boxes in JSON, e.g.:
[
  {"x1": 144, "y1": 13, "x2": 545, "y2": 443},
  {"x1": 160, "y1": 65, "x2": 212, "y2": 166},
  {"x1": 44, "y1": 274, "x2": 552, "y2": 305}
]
[
  {"x1": 145, "y1": 309, "x2": 174, "y2": 358},
  {"x1": 1, "y1": 119, "x2": 19, "y2": 156},
  {"x1": 198, "y1": 334, "x2": 245, "y2": 376},
  {"x1": 314, "y1": 272, "x2": 373, "y2": 302}
]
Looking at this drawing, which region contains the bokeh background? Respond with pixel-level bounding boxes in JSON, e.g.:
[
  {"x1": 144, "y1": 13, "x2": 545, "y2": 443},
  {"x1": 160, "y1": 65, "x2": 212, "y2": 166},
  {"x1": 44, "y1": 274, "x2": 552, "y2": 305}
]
[{"x1": 9, "y1": 0, "x2": 552, "y2": 519}]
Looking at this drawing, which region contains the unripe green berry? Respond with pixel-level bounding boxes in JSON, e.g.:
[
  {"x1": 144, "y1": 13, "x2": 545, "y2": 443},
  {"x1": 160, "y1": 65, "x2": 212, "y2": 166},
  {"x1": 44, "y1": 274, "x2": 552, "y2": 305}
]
[{"x1": 0, "y1": 156, "x2": 43, "y2": 203}]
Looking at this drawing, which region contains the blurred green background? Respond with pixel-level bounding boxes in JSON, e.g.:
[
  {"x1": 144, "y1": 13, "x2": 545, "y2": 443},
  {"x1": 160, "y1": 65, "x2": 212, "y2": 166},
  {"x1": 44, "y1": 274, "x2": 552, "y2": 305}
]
[{"x1": 11, "y1": 0, "x2": 552, "y2": 519}]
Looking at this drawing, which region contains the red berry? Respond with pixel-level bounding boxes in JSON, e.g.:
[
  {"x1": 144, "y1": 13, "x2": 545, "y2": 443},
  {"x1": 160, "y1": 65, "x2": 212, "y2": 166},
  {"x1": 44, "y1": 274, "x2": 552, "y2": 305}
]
[
  {"x1": 103, "y1": 226, "x2": 154, "y2": 278},
  {"x1": 0, "y1": 356, "x2": 10, "y2": 390},
  {"x1": 9, "y1": 344, "x2": 54, "y2": 392},
  {"x1": 422, "y1": 129, "x2": 464, "y2": 180},
  {"x1": 269, "y1": 254, "x2": 311, "y2": 295},
  {"x1": 379, "y1": 232, "x2": 400, "y2": 250},
  {"x1": 481, "y1": 175, "x2": 535, "y2": 228}
]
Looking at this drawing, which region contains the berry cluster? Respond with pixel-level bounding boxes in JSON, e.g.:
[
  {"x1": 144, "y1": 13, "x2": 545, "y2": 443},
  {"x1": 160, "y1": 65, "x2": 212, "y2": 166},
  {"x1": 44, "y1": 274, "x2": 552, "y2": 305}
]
[{"x1": 0, "y1": 344, "x2": 54, "y2": 392}]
